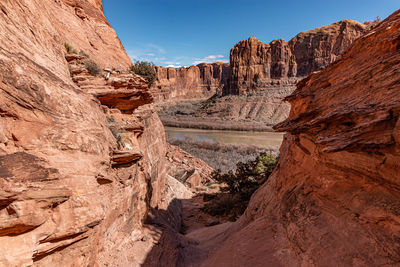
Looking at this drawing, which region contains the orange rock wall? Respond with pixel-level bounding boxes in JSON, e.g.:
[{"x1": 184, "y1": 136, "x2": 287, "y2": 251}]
[
  {"x1": 151, "y1": 63, "x2": 230, "y2": 102},
  {"x1": 227, "y1": 20, "x2": 370, "y2": 95},
  {"x1": 0, "y1": 0, "x2": 168, "y2": 265},
  {"x1": 202, "y1": 11, "x2": 400, "y2": 266}
]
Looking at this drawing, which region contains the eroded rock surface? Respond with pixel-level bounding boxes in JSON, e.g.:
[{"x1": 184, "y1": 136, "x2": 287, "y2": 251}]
[
  {"x1": 198, "y1": 11, "x2": 400, "y2": 266},
  {"x1": 0, "y1": 0, "x2": 172, "y2": 266},
  {"x1": 157, "y1": 20, "x2": 373, "y2": 128},
  {"x1": 166, "y1": 144, "x2": 215, "y2": 192},
  {"x1": 151, "y1": 63, "x2": 230, "y2": 103},
  {"x1": 228, "y1": 20, "x2": 372, "y2": 95}
]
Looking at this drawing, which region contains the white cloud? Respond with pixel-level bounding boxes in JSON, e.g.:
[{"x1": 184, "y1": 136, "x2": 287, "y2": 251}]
[
  {"x1": 164, "y1": 61, "x2": 181, "y2": 65},
  {"x1": 155, "y1": 57, "x2": 167, "y2": 61},
  {"x1": 163, "y1": 60, "x2": 182, "y2": 68},
  {"x1": 147, "y1": 43, "x2": 166, "y2": 54},
  {"x1": 166, "y1": 64, "x2": 182, "y2": 68},
  {"x1": 192, "y1": 54, "x2": 228, "y2": 65},
  {"x1": 127, "y1": 43, "x2": 166, "y2": 63}
]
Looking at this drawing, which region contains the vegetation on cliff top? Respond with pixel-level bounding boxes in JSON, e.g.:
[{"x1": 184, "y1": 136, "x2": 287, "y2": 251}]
[{"x1": 130, "y1": 60, "x2": 157, "y2": 85}]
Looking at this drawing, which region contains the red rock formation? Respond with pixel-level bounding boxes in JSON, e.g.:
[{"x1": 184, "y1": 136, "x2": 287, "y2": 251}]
[
  {"x1": 157, "y1": 21, "x2": 374, "y2": 128},
  {"x1": 228, "y1": 20, "x2": 371, "y2": 95},
  {"x1": 166, "y1": 144, "x2": 214, "y2": 191},
  {"x1": 151, "y1": 62, "x2": 229, "y2": 102},
  {"x1": 0, "y1": 0, "x2": 171, "y2": 266},
  {"x1": 198, "y1": 11, "x2": 400, "y2": 266},
  {"x1": 67, "y1": 54, "x2": 153, "y2": 113}
]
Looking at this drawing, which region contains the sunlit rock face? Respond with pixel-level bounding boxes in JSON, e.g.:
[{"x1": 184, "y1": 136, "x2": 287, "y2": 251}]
[
  {"x1": 151, "y1": 63, "x2": 230, "y2": 103},
  {"x1": 0, "y1": 0, "x2": 170, "y2": 265},
  {"x1": 201, "y1": 11, "x2": 400, "y2": 266},
  {"x1": 154, "y1": 21, "x2": 372, "y2": 128},
  {"x1": 228, "y1": 20, "x2": 372, "y2": 95}
]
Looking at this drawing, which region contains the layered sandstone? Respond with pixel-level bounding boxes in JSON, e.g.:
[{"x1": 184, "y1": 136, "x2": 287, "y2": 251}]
[
  {"x1": 196, "y1": 11, "x2": 400, "y2": 266},
  {"x1": 0, "y1": 0, "x2": 175, "y2": 266},
  {"x1": 166, "y1": 144, "x2": 214, "y2": 192},
  {"x1": 228, "y1": 20, "x2": 372, "y2": 95},
  {"x1": 157, "y1": 20, "x2": 373, "y2": 128},
  {"x1": 151, "y1": 62, "x2": 229, "y2": 103}
]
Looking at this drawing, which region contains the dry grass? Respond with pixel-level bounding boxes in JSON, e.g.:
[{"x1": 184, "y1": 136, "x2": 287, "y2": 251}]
[
  {"x1": 167, "y1": 137, "x2": 278, "y2": 172},
  {"x1": 160, "y1": 115, "x2": 273, "y2": 131}
]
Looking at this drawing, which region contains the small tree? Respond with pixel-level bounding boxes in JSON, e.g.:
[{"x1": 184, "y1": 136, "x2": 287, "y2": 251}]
[
  {"x1": 374, "y1": 16, "x2": 382, "y2": 23},
  {"x1": 130, "y1": 61, "x2": 157, "y2": 85},
  {"x1": 203, "y1": 153, "x2": 278, "y2": 220}
]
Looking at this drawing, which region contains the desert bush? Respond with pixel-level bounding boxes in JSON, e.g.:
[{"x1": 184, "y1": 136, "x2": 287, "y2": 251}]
[
  {"x1": 374, "y1": 16, "x2": 382, "y2": 23},
  {"x1": 130, "y1": 61, "x2": 157, "y2": 85},
  {"x1": 64, "y1": 42, "x2": 78, "y2": 54},
  {"x1": 166, "y1": 137, "x2": 276, "y2": 172},
  {"x1": 84, "y1": 60, "x2": 102, "y2": 76},
  {"x1": 200, "y1": 95, "x2": 217, "y2": 109},
  {"x1": 214, "y1": 153, "x2": 277, "y2": 196},
  {"x1": 159, "y1": 115, "x2": 274, "y2": 131},
  {"x1": 108, "y1": 126, "x2": 121, "y2": 143},
  {"x1": 79, "y1": 50, "x2": 90, "y2": 58},
  {"x1": 106, "y1": 116, "x2": 116, "y2": 123},
  {"x1": 202, "y1": 153, "x2": 278, "y2": 220}
]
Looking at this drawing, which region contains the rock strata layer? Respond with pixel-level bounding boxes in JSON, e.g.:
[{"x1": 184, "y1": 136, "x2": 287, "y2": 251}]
[
  {"x1": 199, "y1": 11, "x2": 400, "y2": 266},
  {"x1": 228, "y1": 20, "x2": 372, "y2": 95},
  {"x1": 156, "y1": 20, "x2": 374, "y2": 128},
  {"x1": 0, "y1": 0, "x2": 189, "y2": 266},
  {"x1": 151, "y1": 63, "x2": 230, "y2": 102}
]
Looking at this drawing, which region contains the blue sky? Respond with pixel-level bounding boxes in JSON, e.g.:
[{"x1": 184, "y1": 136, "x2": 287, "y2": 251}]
[{"x1": 103, "y1": 0, "x2": 399, "y2": 67}]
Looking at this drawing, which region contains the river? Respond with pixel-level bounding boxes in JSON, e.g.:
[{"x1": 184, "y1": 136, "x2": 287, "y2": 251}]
[{"x1": 165, "y1": 127, "x2": 284, "y2": 148}]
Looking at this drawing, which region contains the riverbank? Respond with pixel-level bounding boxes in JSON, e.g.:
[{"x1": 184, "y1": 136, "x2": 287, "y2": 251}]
[
  {"x1": 160, "y1": 115, "x2": 274, "y2": 131},
  {"x1": 157, "y1": 93, "x2": 291, "y2": 132},
  {"x1": 165, "y1": 127, "x2": 282, "y2": 172}
]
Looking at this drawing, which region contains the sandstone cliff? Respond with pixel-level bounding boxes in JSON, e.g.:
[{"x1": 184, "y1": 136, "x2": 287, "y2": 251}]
[
  {"x1": 196, "y1": 11, "x2": 400, "y2": 266},
  {"x1": 0, "y1": 0, "x2": 177, "y2": 266},
  {"x1": 157, "y1": 20, "x2": 373, "y2": 128},
  {"x1": 228, "y1": 20, "x2": 371, "y2": 95},
  {"x1": 151, "y1": 62, "x2": 229, "y2": 103}
]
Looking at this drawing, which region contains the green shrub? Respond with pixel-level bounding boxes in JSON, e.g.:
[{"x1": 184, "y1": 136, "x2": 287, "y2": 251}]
[
  {"x1": 64, "y1": 42, "x2": 78, "y2": 54},
  {"x1": 84, "y1": 60, "x2": 102, "y2": 76},
  {"x1": 130, "y1": 61, "x2": 157, "y2": 85},
  {"x1": 202, "y1": 153, "x2": 278, "y2": 220}
]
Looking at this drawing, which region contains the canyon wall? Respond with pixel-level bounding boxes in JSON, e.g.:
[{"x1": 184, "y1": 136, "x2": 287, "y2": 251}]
[
  {"x1": 0, "y1": 0, "x2": 177, "y2": 265},
  {"x1": 151, "y1": 62, "x2": 230, "y2": 103},
  {"x1": 156, "y1": 21, "x2": 373, "y2": 128},
  {"x1": 228, "y1": 20, "x2": 372, "y2": 95},
  {"x1": 200, "y1": 11, "x2": 400, "y2": 266},
  {"x1": 153, "y1": 20, "x2": 371, "y2": 105}
]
